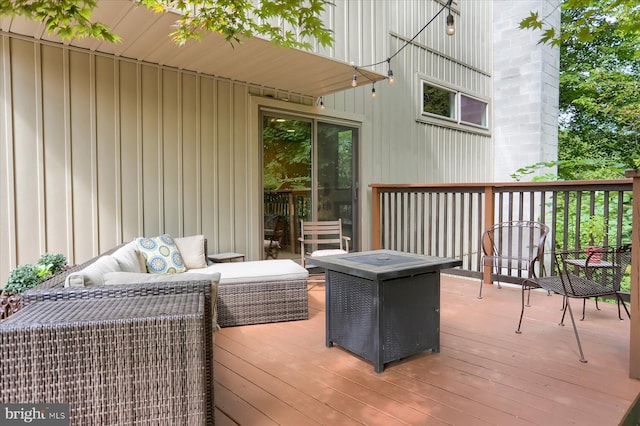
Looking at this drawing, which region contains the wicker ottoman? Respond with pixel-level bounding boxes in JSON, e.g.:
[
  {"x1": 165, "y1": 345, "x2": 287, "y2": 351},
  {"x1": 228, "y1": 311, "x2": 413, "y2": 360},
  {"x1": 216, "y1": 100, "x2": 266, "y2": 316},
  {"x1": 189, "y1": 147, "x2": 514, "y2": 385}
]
[
  {"x1": 0, "y1": 293, "x2": 212, "y2": 425},
  {"x1": 213, "y1": 259, "x2": 309, "y2": 327}
]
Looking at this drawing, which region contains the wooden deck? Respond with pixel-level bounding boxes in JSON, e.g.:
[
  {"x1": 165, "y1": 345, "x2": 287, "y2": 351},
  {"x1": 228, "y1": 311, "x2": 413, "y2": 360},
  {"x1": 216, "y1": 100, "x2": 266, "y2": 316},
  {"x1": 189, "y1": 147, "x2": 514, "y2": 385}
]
[{"x1": 213, "y1": 275, "x2": 640, "y2": 425}]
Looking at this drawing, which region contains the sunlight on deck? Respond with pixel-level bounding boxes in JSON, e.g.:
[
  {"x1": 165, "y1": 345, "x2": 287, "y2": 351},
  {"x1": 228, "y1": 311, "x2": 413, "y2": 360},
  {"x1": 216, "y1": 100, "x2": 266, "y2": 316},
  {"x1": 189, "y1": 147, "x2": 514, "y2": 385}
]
[{"x1": 214, "y1": 275, "x2": 640, "y2": 425}]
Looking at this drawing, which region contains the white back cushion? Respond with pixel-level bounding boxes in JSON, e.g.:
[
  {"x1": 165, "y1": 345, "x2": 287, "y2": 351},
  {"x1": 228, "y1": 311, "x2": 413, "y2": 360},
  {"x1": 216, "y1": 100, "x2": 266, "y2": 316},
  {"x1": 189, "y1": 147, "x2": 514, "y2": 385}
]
[{"x1": 174, "y1": 235, "x2": 207, "y2": 270}]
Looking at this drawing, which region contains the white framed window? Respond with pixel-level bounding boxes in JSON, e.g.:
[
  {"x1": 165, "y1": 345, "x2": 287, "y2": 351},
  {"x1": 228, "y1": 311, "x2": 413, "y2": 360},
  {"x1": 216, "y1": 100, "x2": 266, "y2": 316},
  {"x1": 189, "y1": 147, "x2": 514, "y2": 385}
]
[
  {"x1": 419, "y1": 77, "x2": 490, "y2": 134},
  {"x1": 422, "y1": 82, "x2": 456, "y2": 120},
  {"x1": 460, "y1": 94, "x2": 488, "y2": 127}
]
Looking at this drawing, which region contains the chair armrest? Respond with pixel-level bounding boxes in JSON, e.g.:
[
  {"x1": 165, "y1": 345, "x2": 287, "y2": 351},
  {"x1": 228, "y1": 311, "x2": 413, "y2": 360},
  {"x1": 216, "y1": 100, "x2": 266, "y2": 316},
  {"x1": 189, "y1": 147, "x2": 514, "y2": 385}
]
[{"x1": 342, "y1": 236, "x2": 350, "y2": 252}]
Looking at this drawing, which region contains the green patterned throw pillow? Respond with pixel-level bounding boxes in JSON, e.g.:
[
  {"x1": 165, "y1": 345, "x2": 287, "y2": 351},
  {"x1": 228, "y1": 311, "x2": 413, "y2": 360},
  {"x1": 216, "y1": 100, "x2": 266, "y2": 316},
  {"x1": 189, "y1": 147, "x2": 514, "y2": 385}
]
[{"x1": 136, "y1": 234, "x2": 186, "y2": 274}]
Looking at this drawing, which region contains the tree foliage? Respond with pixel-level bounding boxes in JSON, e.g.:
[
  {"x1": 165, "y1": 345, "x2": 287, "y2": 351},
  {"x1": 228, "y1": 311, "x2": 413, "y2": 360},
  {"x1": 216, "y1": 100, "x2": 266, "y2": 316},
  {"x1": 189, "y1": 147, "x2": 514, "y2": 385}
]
[
  {"x1": 262, "y1": 118, "x2": 312, "y2": 190},
  {"x1": 0, "y1": 0, "x2": 118, "y2": 41},
  {"x1": 515, "y1": 1, "x2": 637, "y2": 266},
  {"x1": 558, "y1": 2, "x2": 640, "y2": 172},
  {"x1": 0, "y1": 0, "x2": 334, "y2": 49},
  {"x1": 514, "y1": 0, "x2": 640, "y2": 181},
  {"x1": 519, "y1": 0, "x2": 640, "y2": 47}
]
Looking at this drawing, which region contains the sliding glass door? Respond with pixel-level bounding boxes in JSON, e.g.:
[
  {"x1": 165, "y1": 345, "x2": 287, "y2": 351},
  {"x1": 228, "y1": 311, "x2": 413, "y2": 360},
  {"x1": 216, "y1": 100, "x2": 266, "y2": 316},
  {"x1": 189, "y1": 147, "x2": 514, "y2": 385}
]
[
  {"x1": 316, "y1": 122, "x2": 357, "y2": 247},
  {"x1": 262, "y1": 112, "x2": 359, "y2": 259}
]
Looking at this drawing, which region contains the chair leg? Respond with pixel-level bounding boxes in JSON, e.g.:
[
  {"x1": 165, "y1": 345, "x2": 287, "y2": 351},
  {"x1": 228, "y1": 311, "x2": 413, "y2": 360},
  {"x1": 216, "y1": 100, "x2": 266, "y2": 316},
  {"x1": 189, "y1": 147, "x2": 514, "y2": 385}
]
[
  {"x1": 617, "y1": 294, "x2": 631, "y2": 320},
  {"x1": 494, "y1": 266, "x2": 502, "y2": 289},
  {"x1": 559, "y1": 302, "x2": 568, "y2": 326},
  {"x1": 478, "y1": 277, "x2": 484, "y2": 299},
  {"x1": 525, "y1": 286, "x2": 532, "y2": 307},
  {"x1": 565, "y1": 299, "x2": 588, "y2": 363},
  {"x1": 516, "y1": 283, "x2": 527, "y2": 334},
  {"x1": 581, "y1": 298, "x2": 586, "y2": 321}
]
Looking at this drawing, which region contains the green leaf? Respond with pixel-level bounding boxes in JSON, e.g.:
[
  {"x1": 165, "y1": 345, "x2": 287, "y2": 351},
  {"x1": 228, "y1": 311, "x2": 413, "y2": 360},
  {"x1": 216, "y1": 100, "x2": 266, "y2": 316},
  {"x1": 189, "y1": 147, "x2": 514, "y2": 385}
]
[
  {"x1": 1, "y1": 0, "x2": 334, "y2": 49},
  {"x1": 519, "y1": 11, "x2": 543, "y2": 30}
]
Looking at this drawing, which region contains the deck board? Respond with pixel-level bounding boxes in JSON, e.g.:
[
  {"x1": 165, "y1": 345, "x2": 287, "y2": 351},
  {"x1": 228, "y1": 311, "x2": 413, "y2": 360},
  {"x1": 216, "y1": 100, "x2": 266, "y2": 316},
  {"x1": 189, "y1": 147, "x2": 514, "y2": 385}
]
[{"x1": 214, "y1": 276, "x2": 640, "y2": 425}]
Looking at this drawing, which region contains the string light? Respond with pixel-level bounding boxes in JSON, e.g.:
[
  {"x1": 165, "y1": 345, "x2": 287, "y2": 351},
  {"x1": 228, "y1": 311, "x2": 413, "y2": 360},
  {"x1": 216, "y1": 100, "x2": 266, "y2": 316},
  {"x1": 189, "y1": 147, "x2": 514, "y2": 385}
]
[
  {"x1": 317, "y1": 96, "x2": 325, "y2": 109},
  {"x1": 446, "y1": 1, "x2": 455, "y2": 36},
  {"x1": 371, "y1": 84, "x2": 376, "y2": 98},
  {"x1": 349, "y1": 0, "x2": 455, "y2": 93}
]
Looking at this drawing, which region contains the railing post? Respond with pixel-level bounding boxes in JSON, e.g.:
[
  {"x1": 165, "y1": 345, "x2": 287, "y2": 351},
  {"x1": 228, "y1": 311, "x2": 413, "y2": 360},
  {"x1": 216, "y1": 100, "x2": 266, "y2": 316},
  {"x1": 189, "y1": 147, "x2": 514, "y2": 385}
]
[
  {"x1": 371, "y1": 186, "x2": 381, "y2": 250},
  {"x1": 625, "y1": 169, "x2": 640, "y2": 379},
  {"x1": 288, "y1": 192, "x2": 296, "y2": 251},
  {"x1": 483, "y1": 185, "x2": 495, "y2": 285}
]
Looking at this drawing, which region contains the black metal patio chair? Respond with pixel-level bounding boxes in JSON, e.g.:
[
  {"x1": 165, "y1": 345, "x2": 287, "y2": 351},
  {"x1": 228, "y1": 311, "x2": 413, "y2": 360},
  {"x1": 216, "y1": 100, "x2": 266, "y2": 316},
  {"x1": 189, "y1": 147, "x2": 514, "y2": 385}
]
[
  {"x1": 479, "y1": 221, "x2": 549, "y2": 299},
  {"x1": 516, "y1": 245, "x2": 631, "y2": 363}
]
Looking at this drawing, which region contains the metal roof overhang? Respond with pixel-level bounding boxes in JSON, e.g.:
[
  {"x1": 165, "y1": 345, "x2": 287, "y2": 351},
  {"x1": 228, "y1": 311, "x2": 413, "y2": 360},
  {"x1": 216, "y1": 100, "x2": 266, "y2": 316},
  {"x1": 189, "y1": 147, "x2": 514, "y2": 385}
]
[{"x1": 0, "y1": 0, "x2": 385, "y2": 98}]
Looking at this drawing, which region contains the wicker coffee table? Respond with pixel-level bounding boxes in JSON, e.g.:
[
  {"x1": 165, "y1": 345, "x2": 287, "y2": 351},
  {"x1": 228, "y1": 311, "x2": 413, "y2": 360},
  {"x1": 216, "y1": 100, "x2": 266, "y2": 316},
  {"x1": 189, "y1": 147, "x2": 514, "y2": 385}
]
[
  {"x1": 310, "y1": 249, "x2": 461, "y2": 373},
  {"x1": 0, "y1": 293, "x2": 211, "y2": 424}
]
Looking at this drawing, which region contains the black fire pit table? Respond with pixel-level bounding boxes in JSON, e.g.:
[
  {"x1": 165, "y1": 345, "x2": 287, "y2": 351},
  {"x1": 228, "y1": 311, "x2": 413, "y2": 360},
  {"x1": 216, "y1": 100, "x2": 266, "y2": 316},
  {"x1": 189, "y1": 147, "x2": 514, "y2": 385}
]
[{"x1": 310, "y1": 249, "x2": 462, "y2": 373}]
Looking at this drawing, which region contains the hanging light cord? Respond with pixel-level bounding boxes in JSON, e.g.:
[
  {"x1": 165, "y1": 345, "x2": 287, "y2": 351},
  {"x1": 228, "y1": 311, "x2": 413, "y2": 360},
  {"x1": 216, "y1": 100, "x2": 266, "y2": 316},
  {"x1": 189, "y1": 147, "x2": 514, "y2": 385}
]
[
  {"x1": 357, "y1": 0, "x2": 452, "y2": 71},
  {"x1": 319, "y1": 0, "x2": 453, "y2": 104}
]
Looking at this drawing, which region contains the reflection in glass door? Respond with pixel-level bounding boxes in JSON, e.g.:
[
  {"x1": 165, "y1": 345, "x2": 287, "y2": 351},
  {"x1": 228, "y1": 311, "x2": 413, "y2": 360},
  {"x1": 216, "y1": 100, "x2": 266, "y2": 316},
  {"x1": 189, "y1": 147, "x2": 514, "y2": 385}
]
[
  {"x1": 262, "y1": 114, "x2": 311, "y2": 260},
  {"x1": 316, "y1": 122, "x2": 358, "y2": 248},
  {"x1": 262, "y1": 112, "x2": 358, "y2": 260}
]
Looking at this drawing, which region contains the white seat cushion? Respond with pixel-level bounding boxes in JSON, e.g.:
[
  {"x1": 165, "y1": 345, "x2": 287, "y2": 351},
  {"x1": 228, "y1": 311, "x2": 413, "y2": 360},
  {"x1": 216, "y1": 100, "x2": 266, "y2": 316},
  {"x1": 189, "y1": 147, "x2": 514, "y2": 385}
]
[
  {"x1": 191, "y1": 259, "x2": 308, "y2": 284},
  {"x1": 103, "y1": 271, "x2": 220, "y2": 286},
  {"x1": 310, "y1": 249, "x2": 347, "y2": 257}
]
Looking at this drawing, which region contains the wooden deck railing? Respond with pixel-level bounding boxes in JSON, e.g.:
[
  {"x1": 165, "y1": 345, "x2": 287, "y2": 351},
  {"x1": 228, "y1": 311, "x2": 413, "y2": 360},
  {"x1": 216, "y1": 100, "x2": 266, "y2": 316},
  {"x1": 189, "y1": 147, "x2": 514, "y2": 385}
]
[
  {"x1": 370, "y1": 180, "x2": 633, "y2": 286},
  {"x1": 264, "y1": 189, "x2": 310, "y2": 250}
]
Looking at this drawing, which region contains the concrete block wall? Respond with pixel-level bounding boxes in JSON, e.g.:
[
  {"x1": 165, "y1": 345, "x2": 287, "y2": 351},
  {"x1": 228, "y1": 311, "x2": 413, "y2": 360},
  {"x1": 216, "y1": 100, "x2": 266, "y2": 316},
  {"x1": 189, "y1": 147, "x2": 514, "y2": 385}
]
[{"x1": 492, "y1": 0, "x2": 560, "y2": 182}]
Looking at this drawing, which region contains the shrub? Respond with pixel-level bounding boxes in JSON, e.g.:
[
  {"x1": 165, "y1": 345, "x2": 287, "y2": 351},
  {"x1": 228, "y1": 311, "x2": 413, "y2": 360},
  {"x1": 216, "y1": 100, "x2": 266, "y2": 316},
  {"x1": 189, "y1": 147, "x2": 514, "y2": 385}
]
[
  {"x1": 38, "y1": 253, "x2": 67, "y2": 275},
  {"x1": 3, "y1": 253, "x2": 67, "y2": 294},
  {"x1": 4, "y1": 264, "x2": 43, "y2": 294}
]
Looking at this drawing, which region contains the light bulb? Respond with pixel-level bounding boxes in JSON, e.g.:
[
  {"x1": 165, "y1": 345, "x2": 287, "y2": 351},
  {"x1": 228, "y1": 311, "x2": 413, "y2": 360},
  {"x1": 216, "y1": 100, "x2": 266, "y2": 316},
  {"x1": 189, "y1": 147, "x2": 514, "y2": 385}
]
[
  {"x1": 320, "y1": 100, "x2": 325, "y2": 110},
  {"x1": 387, "y1": 69, "x2": 394, "y2": 84},
  {"x1": 351, "y1": 74, "x2": 357, "y2": 87},
  {"x1": 446, "y1": 13, "x2": 455, "y2": 36},
  {"x1": 371, "y1": 86, "x2": 376, "y2": 98}
]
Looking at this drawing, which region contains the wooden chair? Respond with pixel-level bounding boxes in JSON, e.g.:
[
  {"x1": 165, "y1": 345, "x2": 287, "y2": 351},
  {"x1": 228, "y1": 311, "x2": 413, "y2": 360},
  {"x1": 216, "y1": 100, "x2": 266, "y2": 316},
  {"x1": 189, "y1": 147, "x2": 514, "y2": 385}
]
[
  {"x1": 517, "y1": 245, "x2": 631, "y2": 363},
  {"x1": 299, "y1": 219, "x2": 350, "y2": 268},
  {"x1": 479, "y1": 221, "x2": 549, "y2": 299}
]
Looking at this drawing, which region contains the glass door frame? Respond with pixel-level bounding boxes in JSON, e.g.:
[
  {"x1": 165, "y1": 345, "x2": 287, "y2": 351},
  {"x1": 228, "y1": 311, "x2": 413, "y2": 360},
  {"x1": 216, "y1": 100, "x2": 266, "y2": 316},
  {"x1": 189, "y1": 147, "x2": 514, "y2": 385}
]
[{"x1": 260, "y1": 108, "x2": 360, "y2": 257}]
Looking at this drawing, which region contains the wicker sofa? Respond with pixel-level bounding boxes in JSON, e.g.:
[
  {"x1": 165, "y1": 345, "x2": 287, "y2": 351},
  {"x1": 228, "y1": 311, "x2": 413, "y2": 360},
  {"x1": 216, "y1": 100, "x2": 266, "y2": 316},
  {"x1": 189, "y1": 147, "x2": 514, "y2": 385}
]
[
  {"x1": 2, "y1": 236, "x2": 309, "y2": 425},
  {"x1": 22, "y1": 237, "x2": 309, "y2": 327}
]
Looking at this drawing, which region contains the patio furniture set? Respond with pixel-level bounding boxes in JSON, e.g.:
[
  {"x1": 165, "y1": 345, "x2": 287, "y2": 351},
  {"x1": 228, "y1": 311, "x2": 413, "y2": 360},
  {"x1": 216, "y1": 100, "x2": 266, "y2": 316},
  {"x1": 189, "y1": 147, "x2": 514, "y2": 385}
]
[
  {"x1": 2, "y1": 219, "x2": 627, "y2": 423},
  {"x1": 481, "y1": 220, "x2": 632, "y2": 363}
]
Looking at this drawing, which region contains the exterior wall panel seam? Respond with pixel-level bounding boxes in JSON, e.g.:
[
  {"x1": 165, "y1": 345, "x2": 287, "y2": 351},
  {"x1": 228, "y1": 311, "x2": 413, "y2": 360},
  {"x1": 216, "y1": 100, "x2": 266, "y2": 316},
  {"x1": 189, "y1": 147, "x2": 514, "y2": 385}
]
[
  {"x1": 157, "y1": 68, "x2": 164, "y2": 234},
  {"x1": 34, "y1": 42, "x2": 45, "y2": 254},
  {"x1": 1, "y1": 35, "x2": 16, "y2": 270},
  {"x1": 114, "y1": 57, "x2": 123, "y2": 244},
  {"x1": 63, "y1": 48, "x2": 74, "y2": 262},
  {"x1": 89, "y1": 53, "x2": 99, "y2": 254},
  {"x1": 136, "y1": 62, "x2": 144, "y2": 237},
  {"x1": 195, "y1": 75, "x2": 202, "y2": 234},
  {"x1": 177, "y1": 72, "x2": 184, "y2": 236}
]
